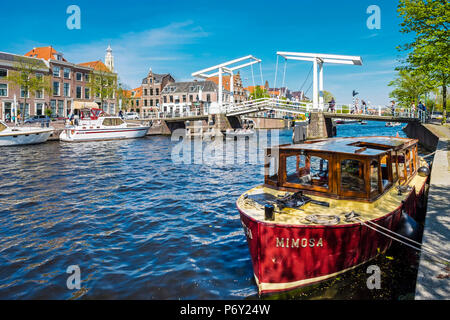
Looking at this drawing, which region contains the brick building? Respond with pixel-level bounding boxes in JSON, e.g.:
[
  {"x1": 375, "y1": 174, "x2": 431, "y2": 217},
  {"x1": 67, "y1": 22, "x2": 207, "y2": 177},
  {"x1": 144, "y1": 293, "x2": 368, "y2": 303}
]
[
  {"x1": 207, "y1": 72, "x2": 246, "y2": 104},
  {"x1": 140, "y1": 69, "x2": 175, "y2": 117}
]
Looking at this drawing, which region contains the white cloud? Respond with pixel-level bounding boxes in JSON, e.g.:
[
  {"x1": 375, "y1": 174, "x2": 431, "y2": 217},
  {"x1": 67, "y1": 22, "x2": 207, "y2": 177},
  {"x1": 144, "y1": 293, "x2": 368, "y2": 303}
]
[{"x1": 60, "y1": 21, "x2": 209, "y2": 88}]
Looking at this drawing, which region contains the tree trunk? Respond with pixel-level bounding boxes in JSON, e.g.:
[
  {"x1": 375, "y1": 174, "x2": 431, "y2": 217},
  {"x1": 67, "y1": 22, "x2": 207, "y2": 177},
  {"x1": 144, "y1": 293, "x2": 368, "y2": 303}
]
[{"x1": 443, "y1": 84, "x2": 447, "y2": 124}]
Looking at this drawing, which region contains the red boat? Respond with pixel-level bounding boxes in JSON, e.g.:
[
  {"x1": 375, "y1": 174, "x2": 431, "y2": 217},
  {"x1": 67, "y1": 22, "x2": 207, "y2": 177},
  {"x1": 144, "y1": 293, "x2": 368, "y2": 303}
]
[{"x1": 237, "y1": 137, "x2": 429, "y2": 295}]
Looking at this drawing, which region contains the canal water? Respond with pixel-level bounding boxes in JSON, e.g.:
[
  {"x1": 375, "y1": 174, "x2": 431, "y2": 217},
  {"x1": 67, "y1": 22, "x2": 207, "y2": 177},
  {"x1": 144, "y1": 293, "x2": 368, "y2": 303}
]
[{"x1": 0, "y1": 121, "x2": 420, "y2": 300}]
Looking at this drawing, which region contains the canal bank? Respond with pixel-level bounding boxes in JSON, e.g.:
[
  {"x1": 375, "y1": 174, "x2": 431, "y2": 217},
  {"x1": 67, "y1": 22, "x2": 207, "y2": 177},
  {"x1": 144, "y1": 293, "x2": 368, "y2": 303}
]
[{"x1": 414, "y1": 127, "x2": 450, "y2": 300}]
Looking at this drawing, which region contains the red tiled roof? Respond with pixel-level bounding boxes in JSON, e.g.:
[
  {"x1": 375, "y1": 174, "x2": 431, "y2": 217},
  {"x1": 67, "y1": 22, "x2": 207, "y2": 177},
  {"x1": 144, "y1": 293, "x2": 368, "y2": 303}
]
[
  {"x1": 25, "y1": 46, "x2": 67, "y2": 61},
  {"x1": 78, "y1": 61, "x2": 111, "y2": 72}
]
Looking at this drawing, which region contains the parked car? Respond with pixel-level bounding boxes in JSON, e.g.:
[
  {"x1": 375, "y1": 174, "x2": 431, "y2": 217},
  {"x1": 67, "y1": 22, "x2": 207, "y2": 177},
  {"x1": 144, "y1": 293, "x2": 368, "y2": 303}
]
[
  {"x1": 124, "y1": 112, "x2": 140, "y2": 120},
  {"x1": 24, "y1": 115, "x2": 51, "y2": 124}
]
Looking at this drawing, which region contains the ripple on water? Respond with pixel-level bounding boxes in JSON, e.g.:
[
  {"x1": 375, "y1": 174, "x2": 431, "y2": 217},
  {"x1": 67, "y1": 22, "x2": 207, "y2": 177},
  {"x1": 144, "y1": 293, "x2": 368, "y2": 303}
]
[{"x1": 0, "y1": 125, "x2": 414, "y2": 299}]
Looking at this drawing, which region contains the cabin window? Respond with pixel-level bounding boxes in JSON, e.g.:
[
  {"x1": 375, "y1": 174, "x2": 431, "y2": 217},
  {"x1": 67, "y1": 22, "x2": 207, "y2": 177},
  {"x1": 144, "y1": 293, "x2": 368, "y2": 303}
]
[
  {"x1": 265, "y1": 154, "x2": 278, "y2": 184},
  {"x1": 370, "y1": 160, "x2": 379, "y2": 193},
  {"x1": 398, "y1": 151, "x2": 406, "y2": 183},
  {"x1": 391, "y1": 151, "x2": 398, "y2": 182},
  {"x1": 409, "y1": 148, "x2": 416, "y2": 174},
  {"x1": 405, "y1": 149, "x2": 412, "y2": 177},
  {"x1": 380, "y1": 154, "x2": 390, "y2": 189},
  {"x1": 341, "y1": 159, "x2": 366, "y2": 193},
  {"x1": 102, "y1": 118, "x2": 124, "y2": 126},
  {"x1": 285, "y1": 154, "x2": 329, "y2": 188}
]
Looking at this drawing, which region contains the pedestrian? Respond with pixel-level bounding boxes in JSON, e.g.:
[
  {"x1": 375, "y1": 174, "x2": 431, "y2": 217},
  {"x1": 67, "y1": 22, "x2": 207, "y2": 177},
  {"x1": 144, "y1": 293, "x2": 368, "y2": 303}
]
[
  {"x1": 328, "y1": 97, "x2": 336, "y2": 112},
  {"x1": 390, "y1": 101, "x2": 396, "y2": 117},
  {"x1": 362, "y1": 100, "x2": 367, "y2": 114},
  {"x1": 6, "y1": 113, "x2": 10, "y2": 122},
  {"x1": 411, "y1": 102, "x2": 416, "y2": 118}
]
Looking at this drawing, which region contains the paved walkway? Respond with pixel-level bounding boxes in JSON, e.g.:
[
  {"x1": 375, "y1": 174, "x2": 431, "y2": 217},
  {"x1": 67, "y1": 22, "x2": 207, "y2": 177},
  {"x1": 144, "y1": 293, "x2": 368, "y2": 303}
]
[{"x1": 415, "y1": 125, "x2": 450, "y2": 300}]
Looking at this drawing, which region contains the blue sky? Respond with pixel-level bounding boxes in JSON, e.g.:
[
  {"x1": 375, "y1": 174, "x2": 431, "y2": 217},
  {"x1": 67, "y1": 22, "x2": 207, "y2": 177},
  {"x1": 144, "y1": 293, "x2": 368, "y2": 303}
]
[{"x1": 2, "y1": 0, "x2": 410, "y2": 105}]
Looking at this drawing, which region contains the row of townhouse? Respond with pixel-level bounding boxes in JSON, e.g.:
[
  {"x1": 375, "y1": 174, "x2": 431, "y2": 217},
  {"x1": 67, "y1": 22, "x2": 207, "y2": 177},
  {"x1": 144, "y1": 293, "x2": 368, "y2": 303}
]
[
  {"x1": 126, "y1": 71, "x2": 248, "y2": 117},
  {"x1": 0, "y1": 46, "x2": 117, "y2": 121}
]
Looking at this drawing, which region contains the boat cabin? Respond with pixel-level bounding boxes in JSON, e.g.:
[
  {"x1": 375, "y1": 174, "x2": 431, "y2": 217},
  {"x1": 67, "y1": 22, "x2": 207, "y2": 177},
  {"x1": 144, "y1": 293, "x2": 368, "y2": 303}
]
[{"x1": 265, "y1": 137, "x2": 420, "y2": 202}]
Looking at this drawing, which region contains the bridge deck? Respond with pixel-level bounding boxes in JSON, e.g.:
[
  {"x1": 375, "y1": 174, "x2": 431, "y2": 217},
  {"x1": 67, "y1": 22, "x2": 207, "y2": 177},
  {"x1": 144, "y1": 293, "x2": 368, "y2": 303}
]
[{"x1": 323, "y1": 113, "x2": 419, "y2": 123}]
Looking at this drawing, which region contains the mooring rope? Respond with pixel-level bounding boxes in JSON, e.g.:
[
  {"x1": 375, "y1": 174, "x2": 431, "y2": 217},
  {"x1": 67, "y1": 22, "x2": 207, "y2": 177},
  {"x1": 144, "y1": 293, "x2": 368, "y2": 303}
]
[{"x1": 355, "y1": 217, "x2": 449, "y2": 264}]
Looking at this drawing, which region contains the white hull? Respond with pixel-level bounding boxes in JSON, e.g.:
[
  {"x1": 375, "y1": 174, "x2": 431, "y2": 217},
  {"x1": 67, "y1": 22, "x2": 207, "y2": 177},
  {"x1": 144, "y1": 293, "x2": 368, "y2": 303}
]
[
  {"x1": 225, "y1": 130, "x2": 255, "y2": 138},
  {"x1": 60, "y1": 126, "x2": 149, "y2": 142},
  {"x1": 0, "y1": 129, "x2": 53, "y2": 147}
]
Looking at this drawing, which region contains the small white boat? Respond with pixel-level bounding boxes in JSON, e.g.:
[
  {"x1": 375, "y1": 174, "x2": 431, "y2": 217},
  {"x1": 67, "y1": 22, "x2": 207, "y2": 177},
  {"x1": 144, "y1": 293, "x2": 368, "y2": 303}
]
[
  {"x1": 0, "y1": 120, "x2": 54, "y2": 147},
  {"x1": 386, "y1": 122, "x2": 402, "y2": 127},
  {"x1": 60, "y1": 108, "x2": 150, "y2": 142},
  {"x1": 225, "y1": 128, "x2": 255, "y2": 138}
]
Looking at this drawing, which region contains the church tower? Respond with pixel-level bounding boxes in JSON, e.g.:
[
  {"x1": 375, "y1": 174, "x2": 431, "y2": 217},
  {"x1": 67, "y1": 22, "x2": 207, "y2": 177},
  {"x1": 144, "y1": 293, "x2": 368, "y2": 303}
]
[{"x1": 105, "y1": 45, "x2": 114, "y2": 72}]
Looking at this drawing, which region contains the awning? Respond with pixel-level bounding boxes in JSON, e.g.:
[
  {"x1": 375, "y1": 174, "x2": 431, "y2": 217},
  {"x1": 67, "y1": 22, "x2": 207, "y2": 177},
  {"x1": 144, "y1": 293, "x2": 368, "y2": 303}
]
[{"x1": 72, "y1": 101, "x2": 101, "y2": 110}]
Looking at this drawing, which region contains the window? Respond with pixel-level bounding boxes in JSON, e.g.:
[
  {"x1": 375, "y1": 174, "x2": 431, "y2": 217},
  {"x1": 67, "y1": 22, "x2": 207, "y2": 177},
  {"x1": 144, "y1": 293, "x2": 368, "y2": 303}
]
[
  {"x1": 50, "y1": 100, "x2": 56, "y2": 115},
  {"x1": 36, "y1": 89, "x2": 44, "y2": 99},
  {"x1": 76, "y1": 72, "x2": 83, "y2": 81},
  {"x1": 36, "y1": 103, "x2": 43, "y2": 115},
  {"x1": 58, "y1": 101, "x2": 64, "y2": 117},
  {"x1": 76, "y1": 86, "x2": 82, "y2": 99},
  {"x1": 19, "y1": 103, "x2": 30, "y2": 117},
  {"x1": 84, "y1": 88, "x2": 90, "y2": 99},
  {"x1": 150, "y1": 89, "x2": 153, "y2": 96},
  {"x1": 370, "y1": 160, "x2": 379, "y2": 193},
  {"x1": 207, "y1": 94, "x2": 211, "y2": 102},
  {"x1": 84, "y1": 74, "x2": 90, "y2": 82},
  {"x1": 102, "y1": 118, "x2": 124, "y2": 126},
  {"x1": 286, "y1": 154, "x2": 329, "y2": 188},
  {"x1": 189, "y1": 95, "x2": 193, "y2": 102},
  {"x1": 156, "y1": 88, "x2": 159, "y2": 95},
  {"x1": 183, "y1": 95, "x2": 186, "y2": 103},
  {"x1": 163, "y1": 96, "x2": 167, "y2": 103},
  {"x1": 170, "y1": 96, "x2": 173, "y2": 103},
  {"x1": 53, "y1": 66, "x2": 60, "y2": 77},
  {"x1": 150, "y1": 100, "x2": 154, "y2": 107},
  {"x1": 63, "y1": 83, "x2": 70, "y2": 97},
  {"x1": 144, "y1": 89, "x2": 148, "y2": 96},
  {"x1": 391, "y1": 151, "x2": 398, "y2": 181},
  {"x1": 64, "y1": 68, "x2": 71, "y2": 79},
  {"x1": 144, "y1": 100, "x2": 148, "y2": 107},
  {"x1": 0, "y1": 84, "x2": 7, "y2": 97},
  {"x1": 341, "y1": 159, "x2": 365, "y2": 194},
  {"x1": 53, "y1": 82, "x2": 60, "y2": 96},
  {"x1": 20, "y1": 86, "x2": 29, "y2": 98},
  {"x1": 0, "y1": 68, "x2": 7, "y2": 78}
]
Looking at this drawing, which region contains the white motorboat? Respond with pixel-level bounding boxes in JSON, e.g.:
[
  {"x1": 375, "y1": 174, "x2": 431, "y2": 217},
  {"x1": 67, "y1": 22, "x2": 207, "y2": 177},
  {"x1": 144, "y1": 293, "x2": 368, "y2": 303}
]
[
  {"x1": 225, "y1": 128, "x2": 255, "y2": 138},
  {"x1": 386, "y1": 122, "x2": 402, "y2": 127},
  {"x1": 0, "y1": 120, "x2": 54, "y2": 147},
  {"x1": 60, "y1": 107, "x2": 150, "y2": 142}
]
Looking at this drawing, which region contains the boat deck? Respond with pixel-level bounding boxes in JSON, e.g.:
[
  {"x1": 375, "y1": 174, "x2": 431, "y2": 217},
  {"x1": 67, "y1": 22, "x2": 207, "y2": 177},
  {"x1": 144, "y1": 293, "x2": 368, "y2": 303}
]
[{"x1": 237, "y1": 159, "x2": 428, "y2": 226}]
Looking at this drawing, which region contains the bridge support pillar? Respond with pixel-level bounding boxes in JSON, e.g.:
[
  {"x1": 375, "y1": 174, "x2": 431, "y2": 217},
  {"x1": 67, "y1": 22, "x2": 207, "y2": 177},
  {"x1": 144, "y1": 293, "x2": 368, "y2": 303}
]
[{"x1": 307, "y1": 112, "x2": 335, "y2": 139}]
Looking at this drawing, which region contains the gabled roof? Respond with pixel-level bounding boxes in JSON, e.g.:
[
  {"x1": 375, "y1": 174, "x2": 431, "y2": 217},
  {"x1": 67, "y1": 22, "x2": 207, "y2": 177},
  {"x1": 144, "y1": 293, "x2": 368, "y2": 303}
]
[
  {"x1": 142, "y1": 72, "x2": 173, "y2": 84},
  {"x1": 0, "y1": 51, "x2": 49, "y2": 70},
  {"x1": 25, "y1": 46, "x2": 66, "y2": 62},
  {"x1": 78, "y1": 61, "x2": 111, "y2": 73},
  {"x1": 207, "y1": 73, "x2": 241, "y2": 91}
]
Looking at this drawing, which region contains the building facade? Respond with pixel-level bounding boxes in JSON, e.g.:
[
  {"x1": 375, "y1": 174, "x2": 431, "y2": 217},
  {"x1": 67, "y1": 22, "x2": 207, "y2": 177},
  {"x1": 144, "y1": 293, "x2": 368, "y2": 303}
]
[
  {"x1": 140, "y1": 69, "x2": 175, "y2": 117},
  {"x1": 207, "y1": 72, "x2": 247, "y2": 104},
  {"x1": 0, "y1": 45, "x2": 119, "y2": 119},
  {"x1": 0, "y1": 52, "x2": 51, "y2": 120},
  {"x1": 160, "y1": 80, "x2": 230, "y2": 116}
]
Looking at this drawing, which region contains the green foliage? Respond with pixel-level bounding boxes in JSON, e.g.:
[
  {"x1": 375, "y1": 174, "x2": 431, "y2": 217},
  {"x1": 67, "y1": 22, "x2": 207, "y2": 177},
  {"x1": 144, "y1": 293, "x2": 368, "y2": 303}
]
[
  {"x1": 6, "y1": 56, "x2": 52, "y2": 123},
  {"x1": 88, "y1": 70, "x2": 117, "y2": 106},
  {"x1": 323, "y1": 91, "x2": 335, "y2": 103},
  {"x1": 397, "y1": 0, "x2": 450, "y2": 120},
  {"x1": 388, "y1": 69, "x2": 432, "y2": 107},
  {"x1": 44, "y1": 108, "x2": 52, "y2": 117},
  {"x1": 249, "y1": 86, "x2": 269, "y2": 100}
]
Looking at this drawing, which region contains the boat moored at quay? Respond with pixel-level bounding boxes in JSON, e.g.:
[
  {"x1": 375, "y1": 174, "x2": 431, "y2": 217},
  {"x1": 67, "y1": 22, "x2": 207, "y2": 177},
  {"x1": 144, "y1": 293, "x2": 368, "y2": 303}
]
[
  {"x1": 60, "y1": 106, "x2": 150, "y2": 142},
  {"x1": 237, "y1": 136, "x2": 429, "y2": 295},
  {"x1": 0, "y1": 120, "x2": 54, "y2": 147}
]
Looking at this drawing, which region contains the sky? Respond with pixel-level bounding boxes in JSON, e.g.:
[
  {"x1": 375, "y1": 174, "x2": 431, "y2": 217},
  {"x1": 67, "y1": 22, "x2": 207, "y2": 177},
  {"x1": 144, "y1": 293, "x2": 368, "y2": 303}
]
[{"x1": 2, "y1": 0, "x2": 412, "y2": 105}]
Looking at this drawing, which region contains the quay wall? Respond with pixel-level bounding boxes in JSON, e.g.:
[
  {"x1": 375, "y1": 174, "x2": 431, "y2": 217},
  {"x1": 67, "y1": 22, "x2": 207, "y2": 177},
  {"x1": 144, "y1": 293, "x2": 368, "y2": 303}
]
[
  {"x1": 415, "y1": 138, "x2": 450, "y2": 300},
  {"x1": 246, "y1": 117, "x2": 288, "y2": 129}
]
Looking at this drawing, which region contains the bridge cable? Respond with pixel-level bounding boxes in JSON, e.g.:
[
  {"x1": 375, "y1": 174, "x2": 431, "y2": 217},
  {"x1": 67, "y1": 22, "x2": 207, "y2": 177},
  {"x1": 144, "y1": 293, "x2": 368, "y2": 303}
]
[
  {"x1": 259, "y1": 62, "x2": 264, "y2": 89},
  {"x1": 299, "y1": 65, "x2": 313, "y2": 92}
]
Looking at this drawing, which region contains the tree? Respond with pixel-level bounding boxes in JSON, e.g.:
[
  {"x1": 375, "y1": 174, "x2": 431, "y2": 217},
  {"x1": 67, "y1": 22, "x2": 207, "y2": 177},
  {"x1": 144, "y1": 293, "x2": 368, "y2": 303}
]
[
  {"x1": 250, "y1": 85, "x2": 269, "y2": 100},
  {"x1": 397, "y1": 0, "x2": 450, "y2": 122},
  {"x1": 388, "y1": 69, "x2": 432, "y2": 107},
  {"x1": 323, "y1": 91, "x2": 335, "y2": 104},
  {"x1": 116, "y1": 81, "x2": 132, "y2": 111},
  {"x1": 88, "y1": 69, "x2": 116, "y2": 109},
  {"x1": 6, "y1": 56, "x2": 52, "y2": 123}
]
